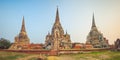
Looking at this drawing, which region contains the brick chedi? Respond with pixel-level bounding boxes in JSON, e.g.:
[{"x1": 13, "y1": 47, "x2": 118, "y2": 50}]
[
  {"x1": 44, "y1": 8, "x2": 72, "y2": 50},
  {"x1": 9, "y1": 17, "x2": 30, "y2": 49},
  {"x1": 86, "y1": 14, "x2": 109, "y2": 48}
]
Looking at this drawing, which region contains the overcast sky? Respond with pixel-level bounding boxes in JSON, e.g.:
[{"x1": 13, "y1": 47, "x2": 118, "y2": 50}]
[{"x1": 0, "y1": 0, "x2": 120, "y2": 44}]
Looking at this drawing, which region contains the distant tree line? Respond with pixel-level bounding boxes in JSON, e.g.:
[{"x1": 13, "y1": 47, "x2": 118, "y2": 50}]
[{"x1": 0, "y1": 38, "x2": 12, "y2": 49}]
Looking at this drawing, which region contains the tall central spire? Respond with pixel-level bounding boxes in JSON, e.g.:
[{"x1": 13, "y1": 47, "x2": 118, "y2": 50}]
[
  {"x1": 55, "y1": 7, "x2": 60, "y2": 24},
  {"x1": 91, "y1": 13, "x2": 98, "y2": 32},
  {"x1": 21, "y1": 16, "x2": 26, "y2": 32},
  {"x1": 92, "y1": 13, "x2": 96, "y2": 28},
  {"x1": 45, "y1": 7, "x2": 72, "y2": 50},
  {"x1": 51, "y1": 7, "x2": 64, "y2": 36}
]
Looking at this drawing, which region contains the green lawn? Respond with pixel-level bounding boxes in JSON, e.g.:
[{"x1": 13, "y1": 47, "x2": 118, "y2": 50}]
[
  {"x1": 55, "y1": 51, "x2": 120, "y2": 60},
  {"x1": 0, "y1": 51, "x2": 120, "y2": 60},
  {"x1": 0, "y1": 51, "x2": 32, "y2": 60}
]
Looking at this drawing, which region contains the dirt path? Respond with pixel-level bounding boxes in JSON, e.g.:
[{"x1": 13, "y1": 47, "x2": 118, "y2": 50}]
[{"x1": 47, "y1": 56, "x2": 59, "y2": 60}]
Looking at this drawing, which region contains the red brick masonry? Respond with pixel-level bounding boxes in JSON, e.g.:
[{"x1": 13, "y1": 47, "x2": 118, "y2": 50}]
[{"x1": 0, "y1": 48, "x2": 110, "y2": 56}]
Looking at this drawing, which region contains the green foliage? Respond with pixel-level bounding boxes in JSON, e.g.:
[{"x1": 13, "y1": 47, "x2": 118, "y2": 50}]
[{"x1": 0, "y1": 38, "x2": 11, "y2": 49}]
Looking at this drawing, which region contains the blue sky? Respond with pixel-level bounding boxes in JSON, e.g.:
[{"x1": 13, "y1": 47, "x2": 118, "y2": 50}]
[{"x1": 0, "y1": 0, "x2": 120, "y2": 44}]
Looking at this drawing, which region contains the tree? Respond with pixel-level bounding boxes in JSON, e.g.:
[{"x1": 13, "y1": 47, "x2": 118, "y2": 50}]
[{"x1": 0, "y1": 38, "x2": 11, "y2": 49}]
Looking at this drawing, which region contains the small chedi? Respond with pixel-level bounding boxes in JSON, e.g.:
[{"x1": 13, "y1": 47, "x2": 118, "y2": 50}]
[
  {"x1": 44, "y1": 8, "x2": 72, "y2": 50},
  {"x1": 9, "y1": 17, "x2": 30, "y2": 49},
  {"x1": 114, "y1": 38, "x2": 120, "y2": 50},
  {"x1": 86, "y1": 14, "x2": 109, "y2": 48}
]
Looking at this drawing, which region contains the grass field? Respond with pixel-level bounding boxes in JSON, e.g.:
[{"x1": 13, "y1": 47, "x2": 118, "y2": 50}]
[
  {"x1": 0, "y1": 51, "x2": 120, "y2": 60},
  {"x1": 55, "y1": 51, "x2": 120, "y2": 60}
]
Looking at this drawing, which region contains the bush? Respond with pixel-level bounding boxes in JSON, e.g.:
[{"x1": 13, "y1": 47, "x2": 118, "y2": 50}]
[{"x1": 0, "y1": 38, "x2": 11, "y2": 49}]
